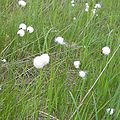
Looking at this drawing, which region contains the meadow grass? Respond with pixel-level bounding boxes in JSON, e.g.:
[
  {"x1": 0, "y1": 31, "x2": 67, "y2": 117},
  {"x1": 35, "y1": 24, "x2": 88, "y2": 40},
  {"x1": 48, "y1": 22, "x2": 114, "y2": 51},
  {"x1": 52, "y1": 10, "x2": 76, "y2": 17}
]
[{"x1": 0, "y1": 0, "x2": 120, "y2": 120}]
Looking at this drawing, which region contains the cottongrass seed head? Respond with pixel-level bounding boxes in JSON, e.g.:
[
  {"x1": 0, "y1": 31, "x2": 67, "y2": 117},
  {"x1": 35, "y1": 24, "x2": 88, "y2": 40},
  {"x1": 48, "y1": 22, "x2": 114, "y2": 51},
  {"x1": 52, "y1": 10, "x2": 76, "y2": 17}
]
[
  {"x1": 33, "y1": 54, "x2": 50, "y2": 69},
  {"x1": 102, "y1": 46, "x2": 110, "y2": 55},
  {"x1": 1, "y1": 59, "x2": 7, "y2": 63},
  {"x1": 85, "y1": 3, "x2": 89, "y2": 12},
  {"x1": 79, "y1": 70, "x2": 87, "y2": 79},
  {"x1": 106, "y1": 108, "x2": 115, "y2": 115},
  {"x1": 73, "y1": 17, "x2": 76, "y2": 21},
  {"x1": 19, "y1": 23, "x2": 27, "y2": 30},
  {"x1": 71, "y1": 0, "x2": 74, "y2": 4},
  {"x1": 71, "y1": 0, "x2": 75, "y2": 7},
  {"x1": 93, "y1": 9, "x2": 97, "y2": 14},
  {"x1": 27, "y1": 26, "x2": 34, "y2": 33},
  {"x1": 95, "y1": 3, "x2": 101, "y2": 9},
  {"x1": 18, "y1": 0, "x2": 26, "y2": 7},
  {"x1": 17, "y1": 29, "x2": 25, "y2": 37},
  {"x1": 55, "y1": 36, "x2": 66, "y2": 45},
  {"x1": 74, "y1": 61, "x2": 80, "y2": 69}
]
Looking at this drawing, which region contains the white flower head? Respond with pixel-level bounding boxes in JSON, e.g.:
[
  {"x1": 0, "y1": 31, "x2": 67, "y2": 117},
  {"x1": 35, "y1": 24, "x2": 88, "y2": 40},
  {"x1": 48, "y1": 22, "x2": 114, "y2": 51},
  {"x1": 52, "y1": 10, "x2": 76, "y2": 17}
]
[
  {"x1": 18, "y1": 0, "x2": 26, "y2": 7},
  {"x1": 96, "y1": 14, "x2": 98, "y2": 16},
  {"x1": 85, "y1": 3, "x2": 89, "y2": 6},
  {"x1": 85, "y1": 3, "x2": 89, "y2": 12},
  {"x1": 17, "y1": 29, "x2": 25, "y2": 37},
  {"x1": 33, "y1": 54, "x2": 50, "y2": 69},
  {"x1": 85, "y1": 8, "x2": 89, "y2": 12},
  {"x1": 27, "y1": 26, "x2": 34, "y2": 33},
  {"x1": 79, "y1": 71, "x2": 87, "y2": 79},
  {"x1": 19, "y1": 23, "x2": 27, "y2": 30},
  {"x1": 55, "y1": 37, "x2": 66, "y2": 45},
  {"x1": 106, "y1": 108, "x2": 111, "y2": 113},
  {"x1": 86, "y1": 5, "x2": 89, "y2": 9},
  {"x1": 71, "y1": 0, "x2": 74, "y2": 4},
  {"x1": 93, "y1": 9, "x2": 96, "y2": 14},
  {"x1": 1, "y1": 59, "x2": 7, "y2": 63},
  {"x1": 73, "y1": 17, "x2": 76, "y2": 21},
  {"x1": 106, "y1": 108, "x2": 115, "y2": 115},
  {"x1": 71, "y1": 3, "x2": 75, "y2": 7},
  {"x1": 74, "y1": 61, "x2": 80, "y2": 69},
  {"x1": 110, "y1": 108, "x2": 114, "y2": 115},
  {"x1": 95, "y1": 3, "x2": 101, "y2": 9},
  {"x1": 102, "y1": 46, "x2": 110, "y2": 55}
]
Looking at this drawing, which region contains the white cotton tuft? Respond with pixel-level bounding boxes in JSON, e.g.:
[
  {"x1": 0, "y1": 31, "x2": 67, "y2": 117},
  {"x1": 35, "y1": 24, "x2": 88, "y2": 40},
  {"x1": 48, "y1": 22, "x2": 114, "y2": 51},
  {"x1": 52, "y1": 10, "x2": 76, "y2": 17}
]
[
  {"x1": 95, "y1": 3, "x2": 101, "y2": 9},
  {"x1": 96, "y1": 14, "x2": 98, "y2": 16},
  {"x1": 73, "y1": 17, "x2": 76, "y2": 21},
  {"x1": 93, "y1": 9, "x2": 96, "y2": 14},
  {"x1": 110, "y1": 108, "x2": 114, "y2": 115},
  {"x1": 27, "y1": 26, "x2": 34, "y2": 33},
  {"x1": 71, "y1": 0, "x2": 74, "y2": 4},
  {"x1": 71, "y1": 3, "x2": 75, "y2": 7},
  {"x1": 74, "y1": 61, "x2": 80, "y2": 69},
  {"x1": 33, "y1": 54, "x2": 50, "y2": 69},
  {"x1": 17, "y1": 29, "x2": 25, "y2": 37},
  {"x1": 106, "y1": 108, "x2": 114, "y2": 115},
  {"x1": 85, "y1": 3, "x2": 89, "y2": 12},
  {"x1": 55, "y1": 37, "x2": 65, "y2": 45},
  {"x1": 102, "y1": 46, "x2": 110, "y2": 55},
  {"x1": 85, "y1": 8, "x2": 89, "y2": 12},
  {"x1": 19, "y1": 23, "x2": 27, "y2": 30},
  {"x1": 106, "y1": 108, "x2": 111, "y2": 113},
  {"x1": 85, "y1": 3, "x2": 89, "y2": 6},
  {"x1": 1, "y1": 59, "x2": 7, "y2": 63},
  {"x1": 18, "y1": 0, "x2": 26, "y2": 7},
  {"x1": 79, "y1": 71, "x2": 86, "y2": 79}
]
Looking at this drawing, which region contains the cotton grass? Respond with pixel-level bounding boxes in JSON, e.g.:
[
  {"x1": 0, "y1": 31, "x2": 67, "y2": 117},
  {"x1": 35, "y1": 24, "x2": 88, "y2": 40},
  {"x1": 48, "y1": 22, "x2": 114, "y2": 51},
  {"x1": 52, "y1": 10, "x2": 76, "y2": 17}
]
[
  {"x1": 33, "y1": 54, "x2": 50, "y2": 69},
  {"x1": 18, "y1": 0, "x2": 26, "y2": 7},
  {"x1": 102, "y1": 46, "x2": 111, "y2": 55},
  {"x1": 55, "y1": 37, "x2": 66, "y2": 45},
  {"x1": 17, "y1": 29, "x2": 25, "y2": 37}
]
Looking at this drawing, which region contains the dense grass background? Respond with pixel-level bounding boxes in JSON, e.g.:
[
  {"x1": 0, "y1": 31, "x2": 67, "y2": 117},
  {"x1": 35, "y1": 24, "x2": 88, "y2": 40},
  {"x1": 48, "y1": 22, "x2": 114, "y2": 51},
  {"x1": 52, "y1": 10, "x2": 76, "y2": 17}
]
[{"x1": 0, "y1": 0, "x2": 120, "y2": 119}]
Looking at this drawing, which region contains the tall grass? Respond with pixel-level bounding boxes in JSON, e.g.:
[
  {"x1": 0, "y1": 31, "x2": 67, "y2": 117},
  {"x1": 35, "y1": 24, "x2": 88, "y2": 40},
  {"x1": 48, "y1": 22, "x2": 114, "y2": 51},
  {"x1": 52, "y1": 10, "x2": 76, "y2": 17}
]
[{"x1": 0, "y1": 0, "x2": 120, "y2": 119}]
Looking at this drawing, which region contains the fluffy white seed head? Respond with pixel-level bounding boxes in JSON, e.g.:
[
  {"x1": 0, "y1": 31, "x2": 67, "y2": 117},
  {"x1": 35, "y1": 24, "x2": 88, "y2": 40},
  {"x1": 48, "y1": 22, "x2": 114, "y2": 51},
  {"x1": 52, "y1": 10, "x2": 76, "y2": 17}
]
[
  {"x1": 110, "y1": 108, "x2": 114, "y2": 115},
  {"x1": 17, "y1": 29, "x2": 25, "y2": 37},
  {"x1": 106, "y1": 108, "x2": 114, "y2": 115},
  {"x1": 73, "y1": 17, "x2": 76, "y2": 20},
  {"x1": 93, "y1": 9, "x2": 96, "y2": 14},
  {"x1": 33, "y1": 54, "x2": 50, "y2": 69},
  {"x1": 85, "y1": 3, "x2": 89, "y2": 12},
  {"x1": 18, "y1": 0, "x2": 26, "y2": 7},
  {"x1": 27, "y1": 26, "x2": 34, "y2": 33},
  {"x1": 79, "y1": 71, "x2": 86, "y2": 79},
  {"x1": 1, "y1": 59, "x2": 7, "y2": 63},
  {"x1": 19, "y1": 23, "x2": 27, "y2": 30},
  {"x1": 55, "y1": 37, "x2": 65, "y2": 45},
  {"x1": 71, "y1": 0, "x2": 74, "y2": 4},
  {"x1": 74, "y1": 61, "x2": 80, "y2": 69},
  {"x1": 106, "y1": 108, "x2": 111, "y2": 113},
  {"x1": 85, "y1": 3, "x2": 89, "y2": 6},
  {"x1": 102, "y1": 46, "x2": 110, "y2": 55},
  {"x1": 85, "y1": 8, "x2": 89, "y2": 12},
  {"x1": 86, "y1": 5, "x2": 89, "y2": 9},
  {"x1": 96, "y1": 14, "x2": 98, "y2": 16},
  {"x1": 71, "y1": 3, "x2": 75, "y2": 7},
  {"x1": 95, "y1": 4, "x2": 101, "y2": 9}
]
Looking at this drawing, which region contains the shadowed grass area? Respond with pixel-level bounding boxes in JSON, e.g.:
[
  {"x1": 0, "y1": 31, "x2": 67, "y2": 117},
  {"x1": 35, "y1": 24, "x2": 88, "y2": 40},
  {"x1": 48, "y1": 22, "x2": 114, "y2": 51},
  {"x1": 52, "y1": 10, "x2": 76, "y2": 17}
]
[{"x1": 0, "y1": 0, "x2": 120, "y2": 120}]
